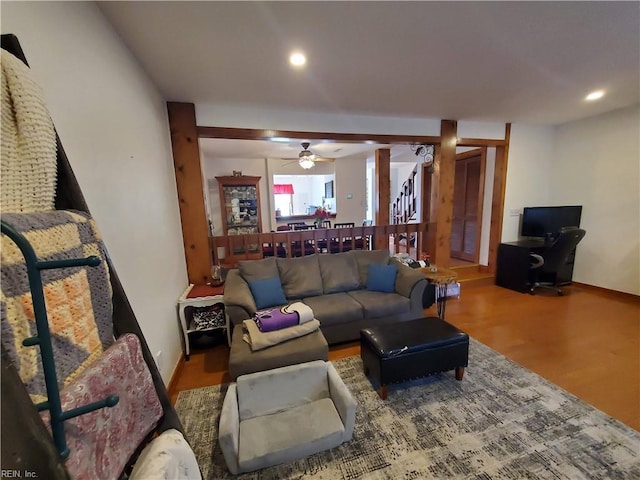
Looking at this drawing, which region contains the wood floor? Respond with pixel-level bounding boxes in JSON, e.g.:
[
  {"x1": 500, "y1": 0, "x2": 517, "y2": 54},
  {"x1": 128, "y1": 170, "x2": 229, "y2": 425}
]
[{"x1": 169, "y1": 278, "x2": 640, "y2": 431}]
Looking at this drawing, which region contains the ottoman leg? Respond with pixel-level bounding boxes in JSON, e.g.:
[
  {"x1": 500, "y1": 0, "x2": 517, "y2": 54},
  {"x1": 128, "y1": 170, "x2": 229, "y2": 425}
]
[
  {"x1": 455, "y1": 366, "x2": 465, "y2": 381},
  {"x1": 378, "y1": 385, "x2": 387, "y2": 400}
]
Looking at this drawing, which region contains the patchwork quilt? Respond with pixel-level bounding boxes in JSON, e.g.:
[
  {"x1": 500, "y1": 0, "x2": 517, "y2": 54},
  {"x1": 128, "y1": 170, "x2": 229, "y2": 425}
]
[{"x1": 1, "y1": 210, "x2": 114, "y2": 404}]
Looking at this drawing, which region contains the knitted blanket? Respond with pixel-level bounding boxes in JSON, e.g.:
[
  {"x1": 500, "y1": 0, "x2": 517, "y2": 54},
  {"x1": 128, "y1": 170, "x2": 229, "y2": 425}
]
[
  {"x1": 1, "y1": 210, "x2": 114, "y2": 404},
  {"x1": 1, "y1": 50, "x2": 57, "y2": 213}
]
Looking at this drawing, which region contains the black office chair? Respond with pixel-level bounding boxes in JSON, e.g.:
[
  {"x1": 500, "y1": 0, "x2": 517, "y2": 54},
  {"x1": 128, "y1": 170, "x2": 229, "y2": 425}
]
[{"x1": 528, "y1": 227, "x2": 586, "y2": 295}]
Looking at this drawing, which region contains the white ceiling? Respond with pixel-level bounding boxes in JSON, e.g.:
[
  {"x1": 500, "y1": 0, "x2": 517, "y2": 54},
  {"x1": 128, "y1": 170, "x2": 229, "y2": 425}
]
[
  {"x1": 197, "y1": 138, "x2": 413, "y2": 163},
  {"x1": 98, "y1": 1, "x2": 639, "y2": 160}
]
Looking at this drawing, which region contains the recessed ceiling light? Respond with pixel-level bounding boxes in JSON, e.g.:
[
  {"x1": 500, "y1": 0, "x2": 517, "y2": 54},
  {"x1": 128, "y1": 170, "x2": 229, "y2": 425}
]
[
  {"x1": 585, "y1": 90, "x2": 605, "y2": 101},
  {"x1": 289, "y1": 51, "x2": 306, "y2": 67}
]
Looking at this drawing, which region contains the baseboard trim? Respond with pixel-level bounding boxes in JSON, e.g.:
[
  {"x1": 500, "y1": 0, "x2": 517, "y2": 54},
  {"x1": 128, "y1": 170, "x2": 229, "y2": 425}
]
[
  {"x1": 167, "y1": 354, "x2": 186, "y2": 403},
  {"x1": 572, "y1": 282, "x2": 640, "y2": 302}
]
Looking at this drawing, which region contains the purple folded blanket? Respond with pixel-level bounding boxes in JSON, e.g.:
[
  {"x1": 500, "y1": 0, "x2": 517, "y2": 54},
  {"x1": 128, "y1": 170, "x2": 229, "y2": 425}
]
[{"x1": 255, "y1": 306, "x2": 299, "y2": 332}]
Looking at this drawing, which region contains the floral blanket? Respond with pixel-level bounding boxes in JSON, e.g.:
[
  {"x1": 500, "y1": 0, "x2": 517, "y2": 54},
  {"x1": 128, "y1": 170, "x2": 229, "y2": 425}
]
[{"x1": 46, "y1": 333, "x2": 162, "y2": 480}]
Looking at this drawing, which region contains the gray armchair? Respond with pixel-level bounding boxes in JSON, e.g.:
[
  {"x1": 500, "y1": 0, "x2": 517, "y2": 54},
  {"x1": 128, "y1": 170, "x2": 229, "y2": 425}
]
[{"x1": 218, "y1": 360, "x2": 356, "y2": 474}]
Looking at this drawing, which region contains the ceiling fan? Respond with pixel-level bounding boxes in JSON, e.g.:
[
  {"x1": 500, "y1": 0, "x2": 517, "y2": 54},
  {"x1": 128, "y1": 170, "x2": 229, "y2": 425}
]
[{"x1": 281, "y1": 142, "x2": 334, "y2": 169}]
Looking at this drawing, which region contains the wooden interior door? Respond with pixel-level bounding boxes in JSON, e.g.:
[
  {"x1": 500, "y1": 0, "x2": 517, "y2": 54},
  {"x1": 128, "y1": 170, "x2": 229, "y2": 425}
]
[{"x1": 450, "y1": 150, "x2": 485, "y2": 262}]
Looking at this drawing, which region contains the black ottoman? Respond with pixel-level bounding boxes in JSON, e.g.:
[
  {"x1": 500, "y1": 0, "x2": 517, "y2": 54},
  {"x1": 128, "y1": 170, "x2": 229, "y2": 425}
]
[{"x1": 360, "y1": 317, "x2": 469, "y2": 399}]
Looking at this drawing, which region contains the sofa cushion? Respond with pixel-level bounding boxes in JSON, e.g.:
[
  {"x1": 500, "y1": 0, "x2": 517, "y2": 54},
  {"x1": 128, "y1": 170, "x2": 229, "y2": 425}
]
[
  {"x1": 351, "y1": 250, "x2": 390, "y2": 286},
  {"x1": 238, "y1": 398, "x2": 344, "y2": 473},
  {"x1": 228, "y1": 326, "x2": 328, "y2": 381},
  {"x1": 237, "y1": 360, "x2": 330, "y2": 420},
  {"x1": 347, "y1": 290, "x2": 411, "y2": 318},
  {"x1": 366, "y1": 263, "x2": 397, "y2": 293},
  {"x1": 277, "y1": 255, "x2": 323, "y2": 299},
  {"x1": 239, "y1": 256, "x2": 278, "y2": 282},
  {"x1": 318, "y1": 252, "x2": 361, "y2": 293},
  {"x1": 302, "y1": 293, "x2": 364, "y2": 327},
  {"x1": 247, "y1": 276, "x2": 287, "y2": 309}
]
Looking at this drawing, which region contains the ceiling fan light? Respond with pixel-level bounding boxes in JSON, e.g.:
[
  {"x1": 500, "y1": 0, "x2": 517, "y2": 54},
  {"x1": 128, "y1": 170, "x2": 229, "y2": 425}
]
[
  {"x1": 298, "y1": 141, "x2": 316, "y2": 168},
  {"x1": 298, "y1": 156, "x2": 315, "y2": 169}
]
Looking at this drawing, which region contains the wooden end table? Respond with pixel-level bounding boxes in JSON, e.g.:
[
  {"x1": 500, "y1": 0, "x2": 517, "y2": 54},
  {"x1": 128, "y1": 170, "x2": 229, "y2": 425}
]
[{"x1": 419, "y1": 267, "x2": 458, "y2": 319}]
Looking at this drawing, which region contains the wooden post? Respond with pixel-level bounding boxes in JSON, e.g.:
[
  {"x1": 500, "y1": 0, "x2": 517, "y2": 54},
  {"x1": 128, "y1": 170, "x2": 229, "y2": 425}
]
[
  {"x1": 167, "y1": 102, "x2": 211, "y2": 284},
  {"x1": 420, "y1": 162, "x2": 435, "y2": 259},
  {"x1": 374, "y1": 148, "x2": 390, "y2": 249},
  {"x1": 487, "y1": 123, "x2": 511, "y2": 273},
  {"x1": 430, "y1": 120, "x2": 457, "y2": 267}
]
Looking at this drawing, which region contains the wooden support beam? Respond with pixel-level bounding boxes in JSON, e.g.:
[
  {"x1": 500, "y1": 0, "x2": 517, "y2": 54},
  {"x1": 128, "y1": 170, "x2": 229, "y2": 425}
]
[
  {"x1": 167, "y1": 102, "x2": 211, "y2": 284},
  {"x1": 431, "y1": 120, "x2": 458, "y2": 267},
  {"x1": 487, "y1": 123, "x2": 511, "y2": 273},
  {"x1": 197, "y1": 126, "x2": 440, "y2": 145},
  {"x1": 374, "y1": 148, "x2": 391, "y2": 228},
  {"x1": 457, "y1": 137, "x2": 506, "y2": 147}
]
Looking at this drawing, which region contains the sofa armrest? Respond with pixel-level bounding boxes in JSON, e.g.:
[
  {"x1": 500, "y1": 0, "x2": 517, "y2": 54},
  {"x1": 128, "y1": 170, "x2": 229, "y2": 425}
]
[
  {"x1": 223, "y1": 270, "x2": 256, "y2": 328},
  {"x1": 327, "y1": 362, "x2": 356, "y2": 440},
  {"x1": 392, "y1": 259, "x2": 427, "y2": 298},
  {"x1": 218, "y1": 384, "x2": 240, "y2": 475}
]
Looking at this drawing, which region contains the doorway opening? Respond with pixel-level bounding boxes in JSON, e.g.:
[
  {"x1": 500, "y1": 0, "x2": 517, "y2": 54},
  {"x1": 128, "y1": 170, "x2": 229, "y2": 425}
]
[{"x1": 450, "y1": 148, "x2": 486, "y2": 266}]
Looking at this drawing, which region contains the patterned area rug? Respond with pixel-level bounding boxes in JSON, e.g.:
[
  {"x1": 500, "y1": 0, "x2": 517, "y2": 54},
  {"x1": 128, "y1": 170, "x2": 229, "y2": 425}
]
[{"x1": 175, "y1": 339, "x2": 640, "y2": 479}]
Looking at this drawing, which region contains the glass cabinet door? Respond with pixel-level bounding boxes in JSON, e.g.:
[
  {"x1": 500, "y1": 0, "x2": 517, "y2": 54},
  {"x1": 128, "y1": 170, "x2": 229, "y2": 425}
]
[{"x1": 216, "y1": 176, "x2": 262, "y2": 236}]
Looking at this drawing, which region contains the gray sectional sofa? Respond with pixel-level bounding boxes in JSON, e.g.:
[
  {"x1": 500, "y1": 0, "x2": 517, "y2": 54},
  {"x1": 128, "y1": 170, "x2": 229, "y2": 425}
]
[{"x1": 223, "y1": 250, "x2": 427, "y2": 344}]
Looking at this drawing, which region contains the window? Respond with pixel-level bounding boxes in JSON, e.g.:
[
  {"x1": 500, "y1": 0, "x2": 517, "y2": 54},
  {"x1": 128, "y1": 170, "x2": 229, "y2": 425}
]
[
  {"x1": 273, "y1": 174, "x2": 336, "y2": 216},
  {"x1": 274, "y1": 184, "x2": 294, "y2": 216}
]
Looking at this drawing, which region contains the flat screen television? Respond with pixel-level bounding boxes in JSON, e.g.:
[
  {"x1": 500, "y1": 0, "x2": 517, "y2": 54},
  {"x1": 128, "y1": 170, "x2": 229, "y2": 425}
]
[{"x1": 521, "y1": 206, "x2": 582, "y2": 238}]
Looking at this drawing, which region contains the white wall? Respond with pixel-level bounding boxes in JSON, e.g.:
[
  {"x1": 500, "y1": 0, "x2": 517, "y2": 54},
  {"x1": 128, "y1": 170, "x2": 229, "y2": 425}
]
[
  {"x1": 501, "y1": 109, "x2": 640, "y2": 294},
  {"x1": 502, "y1": 124, "x2": 555, "y2": 241},
  {"x1": 551, "y1": 105, "x2": 640, "y2": 295},
  {"x1": 196, "y1": 104, "x2": 442, "y2": 136},
  {"x1": 333, "y1": 157, "x2": 367, "y2": 225},
  {"x1": 458, "y1": 121, "x2": 507, "y2": 140},
  {"x1": 2, "y1": 2, "x2": 188, "y2": 382}
]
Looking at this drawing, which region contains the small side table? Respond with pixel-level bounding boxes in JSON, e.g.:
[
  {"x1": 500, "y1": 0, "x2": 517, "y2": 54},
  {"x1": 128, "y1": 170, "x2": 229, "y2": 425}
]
[
  {"x1": 178, "y1": 284, "x2": 225, "y2": 360},
  {"x1": 419, "y1": 267, "x2": 458, "y2": 319}
]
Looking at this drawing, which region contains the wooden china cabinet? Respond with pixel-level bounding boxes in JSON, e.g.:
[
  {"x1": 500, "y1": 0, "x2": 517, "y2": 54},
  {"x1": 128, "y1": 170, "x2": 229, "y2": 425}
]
[{"x1": 215, "y1": 176, "x2": 262, "y2": 236}]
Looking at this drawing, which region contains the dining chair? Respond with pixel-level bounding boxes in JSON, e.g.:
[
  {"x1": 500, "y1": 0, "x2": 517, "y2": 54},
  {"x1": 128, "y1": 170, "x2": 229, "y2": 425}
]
[
  {"x1": 291, "y1": 224, "x2": 317, "y2": 256},
  {"x1": 287, "y1": 222, "x2": 307, "y2": 229}
]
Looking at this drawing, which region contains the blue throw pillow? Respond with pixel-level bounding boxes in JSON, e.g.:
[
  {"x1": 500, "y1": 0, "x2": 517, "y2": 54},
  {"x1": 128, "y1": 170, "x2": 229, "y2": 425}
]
[
  {"x1": 247, "y1": 276, "x2": 287, "y2": 309},
  {"x1": 366, "y1": 263, "x2": 397, "y2": 293}
]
